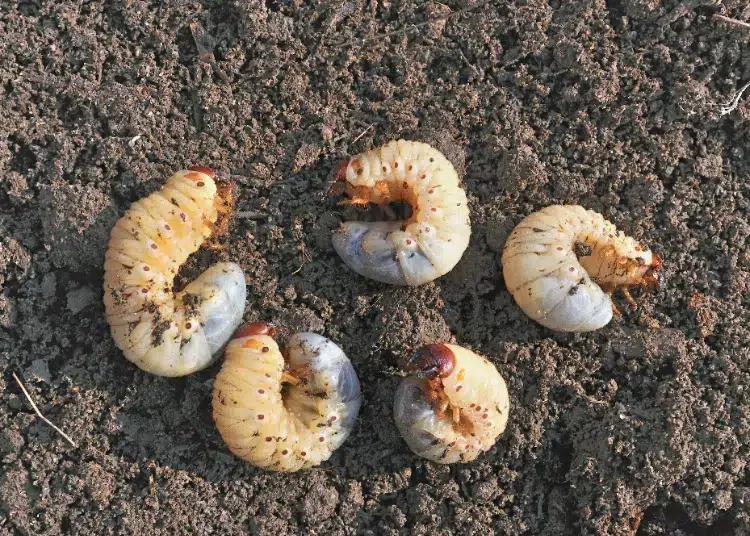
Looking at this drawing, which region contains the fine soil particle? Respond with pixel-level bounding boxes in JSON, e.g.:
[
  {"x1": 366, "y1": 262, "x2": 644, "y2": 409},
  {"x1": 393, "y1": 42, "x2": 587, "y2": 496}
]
[
  {"x1": 1, "y1": 1, "x2": 749, "y2": 535},
  {"x1": 38, "y1": 181, "x2": 119, "y2": 274}
]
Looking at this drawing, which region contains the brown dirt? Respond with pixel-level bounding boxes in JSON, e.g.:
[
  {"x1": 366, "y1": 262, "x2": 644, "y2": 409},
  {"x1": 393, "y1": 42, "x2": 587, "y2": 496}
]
[{"x1": 1, "y1": 1, "x2": 749, "y2": 534}]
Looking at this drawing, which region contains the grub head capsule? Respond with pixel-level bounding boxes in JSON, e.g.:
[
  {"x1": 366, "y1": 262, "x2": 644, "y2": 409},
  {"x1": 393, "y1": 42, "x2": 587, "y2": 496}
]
[
  {"x1": 406, "y1": 343, "x2": 456, "y2": 378},
  {"x1": 188, "y1": 165, "x2": 216, "y2": 178},
  {"x1": 232, "y1": 322, "x2": 276, "y2": 339},
  {"x1": 639, "y1": 253, "x2": 663, "y2": 293}
]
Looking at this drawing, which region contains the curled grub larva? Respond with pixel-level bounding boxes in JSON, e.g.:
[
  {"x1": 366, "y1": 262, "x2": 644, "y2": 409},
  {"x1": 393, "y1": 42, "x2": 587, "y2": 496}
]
[
  {"x1": 501, "y1": 205, "x2": 663, "y2": 332},
  {"x1": 212, "y1": 323, "x2": 362, "y2": 472},
  {"x1": 103, "y1": 167, "x2": 246, "y2": 377},
  {"x1": 331, "y1": 140, "x2": 471, "y2": 286},
  {"x1": 393, "y1": 344, "x2": 510, "y2": 464}
]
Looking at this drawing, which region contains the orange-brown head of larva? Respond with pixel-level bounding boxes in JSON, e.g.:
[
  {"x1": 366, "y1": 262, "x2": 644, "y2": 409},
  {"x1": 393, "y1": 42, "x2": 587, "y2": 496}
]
[
  {"x1": 326, "y1": 161, "x2": 349, "y2": 197},
  {"x1": 328, "y1": 158, "x2": 380, "y2": 207},
  {"x1": 599, "y1": 250, "x2": 663, "y2": 296},
  {"x1": 186, "y1": 165, "x2": 233, "y2": 240},
  {"x1": 638, "y1": 253, "x2": 662, "y2": 294},
  {"x1": 406, "y1": 344, "x2": 456, "y2": 378},
  {"x1": 406, "y1": 344, "x2": 473, "y2": 431},
  {"x1": 232, "y1": 322, "x2": 277, "y2": 339},
  {"x1": 188, "y1": 165, "x2": 216, "y2": 178},
  {"x1": 215, "y1": 179, "x2": 233, "y2": 213}
]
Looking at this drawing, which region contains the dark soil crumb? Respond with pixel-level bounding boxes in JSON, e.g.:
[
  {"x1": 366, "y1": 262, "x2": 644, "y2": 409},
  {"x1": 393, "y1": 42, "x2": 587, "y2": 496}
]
[
  {"x1": 1, "y1": 1, "x2": 749, "y2": 535},
  {"x1": 38, "y1": 181, "x2": 118, "y2": 273}
]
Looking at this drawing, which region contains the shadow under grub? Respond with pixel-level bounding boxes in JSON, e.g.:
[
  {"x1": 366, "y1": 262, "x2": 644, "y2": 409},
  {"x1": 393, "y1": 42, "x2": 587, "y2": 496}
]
[{"x1": 108, "y1": 361, "x2": 416, "y2": 484}]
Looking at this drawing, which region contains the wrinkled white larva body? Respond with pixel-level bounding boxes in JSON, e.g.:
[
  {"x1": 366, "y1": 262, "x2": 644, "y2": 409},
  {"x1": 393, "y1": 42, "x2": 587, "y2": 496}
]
[
  {"x1": 332, "y1": 140, "x2": 471, "y2": 286},
  {"x1": 501, "y1": 205, "x2": 659, "y2": 332},
  {"x1": 394, "y1": 344, "x2": 510, "y2": 464},
  {"x1": 213, "y1": 330, "x2": 362, "y2": 472},
  {"x1": 103, "y1": 169, "x2": 246, "y2": 377}
]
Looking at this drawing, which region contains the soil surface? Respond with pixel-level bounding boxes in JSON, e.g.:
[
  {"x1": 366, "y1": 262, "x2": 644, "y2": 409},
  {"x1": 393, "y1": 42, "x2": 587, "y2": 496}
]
[{"x1": 1, "y1": 1, "x2": 749, "y2": 535}]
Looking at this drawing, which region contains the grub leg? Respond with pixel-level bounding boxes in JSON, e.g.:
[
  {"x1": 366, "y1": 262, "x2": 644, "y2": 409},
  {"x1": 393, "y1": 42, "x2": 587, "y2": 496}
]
[
  {"x1": 452, "y1": 406, "x2": 461, "y2": 424},
  {"x1": 621, "y1": 287, "x2": 638, "y2": 308},
  {"x1": 337, "y1": 197, "x2": 370, "y2": 207},
  {"x1": 281, "y1": 372, "x2": 300, "y2": 386},
  {"x1": 607, "y1": 291, "x2": 622, "y2": 316}
]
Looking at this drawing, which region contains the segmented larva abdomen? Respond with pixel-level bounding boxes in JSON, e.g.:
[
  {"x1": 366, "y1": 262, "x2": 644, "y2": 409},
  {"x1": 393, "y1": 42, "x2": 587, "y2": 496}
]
[
  {"x1": 103, "y1": 168, "x2": 246, "y2": 377},
  {"x1": 213, "y1": 325, "x2": 362, "y2": 472},
  {"x1": 332, "y1": 140, "x2": 471, "y2": 286},
  {"x1": 393, "y1": 344, "x2": 510, "y2": 464},
  {"x1": 501, "y1": 205, "x2": 662, "y2": 332}
]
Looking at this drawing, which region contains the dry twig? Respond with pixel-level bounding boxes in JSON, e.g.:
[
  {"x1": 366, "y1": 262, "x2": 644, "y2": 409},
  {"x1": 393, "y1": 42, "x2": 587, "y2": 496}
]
[
  {"x1": 714, "y1": 80, "x2": 750, "y2": 116},
  {"x1": 235, "y1": 211, "x2": 269, "y2": 220},
  {"x1": 456, "y1": 47, "x2": 481, "y2": 78},
  {"x1": 291, "y1": 243, "x2": 313, "y2": 275},
  {"x1": 713, "y1": 13, "x2": 750, "y2": 29},
  {"x1": 12, "y1": 372, "x2": 77, "y2": 448},
  {"x1": 351, "y1": 124, "x2": 375, "y2": 144},
  {"x1": 190, "y1": 21, "x2": 231, "y2": 83}
]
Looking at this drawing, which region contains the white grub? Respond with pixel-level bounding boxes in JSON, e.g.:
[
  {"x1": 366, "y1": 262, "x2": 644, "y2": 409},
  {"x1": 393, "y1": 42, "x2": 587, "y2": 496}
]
[
  {"x1": 213, "y1": 323, "x2": 362, "y2": 472},
  {"x1": 103, "y1": 167, "x2": 246, "y2": 376},
  {"x1": 501, "y1": 205, "x2": 662, "y2": 332},
  {"x1": 394, "y1": 344, "x2": 510, "y2": 464},
  {"x1": 331, "y1": 140, "x2": 471, "y2": 286}
]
